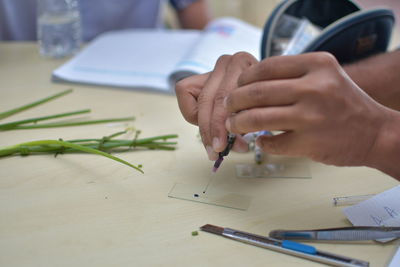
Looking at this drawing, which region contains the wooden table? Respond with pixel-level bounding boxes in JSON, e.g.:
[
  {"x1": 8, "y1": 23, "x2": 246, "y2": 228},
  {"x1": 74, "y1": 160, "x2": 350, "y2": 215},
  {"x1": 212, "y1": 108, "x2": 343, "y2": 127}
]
[{"x1": 0, "y1": 42, "x2": 398, "y2": 267}]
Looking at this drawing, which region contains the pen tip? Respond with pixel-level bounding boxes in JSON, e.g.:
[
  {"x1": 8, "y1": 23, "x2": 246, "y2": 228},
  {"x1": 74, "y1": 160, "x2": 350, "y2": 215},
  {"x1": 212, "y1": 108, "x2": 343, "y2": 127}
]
[{"x1": 213, "y1": 157, "x2": 224, "y2": 172}]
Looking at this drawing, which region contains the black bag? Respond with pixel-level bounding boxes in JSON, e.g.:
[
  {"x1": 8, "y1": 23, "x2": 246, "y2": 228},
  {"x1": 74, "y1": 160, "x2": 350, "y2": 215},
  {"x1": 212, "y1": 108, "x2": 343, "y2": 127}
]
[{"x1": 261, "y1": 0, "x2": 395, "y2": 63}]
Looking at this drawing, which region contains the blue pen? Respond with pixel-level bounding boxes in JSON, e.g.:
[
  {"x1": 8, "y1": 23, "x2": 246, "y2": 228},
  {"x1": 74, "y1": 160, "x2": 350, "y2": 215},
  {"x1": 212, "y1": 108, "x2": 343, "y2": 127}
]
[{"x1": 201, "y1": 224, "x2": 369, "y2": 267}]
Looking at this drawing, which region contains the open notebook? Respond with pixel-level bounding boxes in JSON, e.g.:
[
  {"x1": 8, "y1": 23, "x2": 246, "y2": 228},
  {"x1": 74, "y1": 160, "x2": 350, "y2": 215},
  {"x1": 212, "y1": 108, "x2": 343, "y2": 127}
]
[{"x1": 52, "y1": 17, "x2": 261, "y2": 93}]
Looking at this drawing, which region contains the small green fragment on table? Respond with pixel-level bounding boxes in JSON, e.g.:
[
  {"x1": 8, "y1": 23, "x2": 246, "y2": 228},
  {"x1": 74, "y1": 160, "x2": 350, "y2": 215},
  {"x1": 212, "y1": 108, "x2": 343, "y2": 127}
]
[{"x1": 191, "y1": 231, "x2": 199, "y2": 236}]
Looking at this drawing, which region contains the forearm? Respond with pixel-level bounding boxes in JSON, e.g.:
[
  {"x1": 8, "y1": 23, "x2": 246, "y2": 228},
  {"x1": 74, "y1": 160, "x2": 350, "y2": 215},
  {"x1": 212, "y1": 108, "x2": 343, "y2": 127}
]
[
  {"x1": 176, "y1": 0, "x2": 211, "y2": 29},
  {"x1": 366, "y1": 108, "x2": 400, "y2": 181},
  {"x1": 343, "y1": 50, "x2": 400, "y2": 111}
]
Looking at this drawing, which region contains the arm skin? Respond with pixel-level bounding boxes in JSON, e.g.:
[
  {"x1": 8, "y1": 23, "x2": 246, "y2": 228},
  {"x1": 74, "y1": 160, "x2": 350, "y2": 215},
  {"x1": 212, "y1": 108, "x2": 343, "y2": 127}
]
[
  {"x1": 176, "y1": 51, "x2": 400, "y2": 181},
  {"x1": 344, "y1": 49, "x2": 400, "y2": 111},
  {"x1": 175, "y1": 0, "x2": 211, "y2": 29}
]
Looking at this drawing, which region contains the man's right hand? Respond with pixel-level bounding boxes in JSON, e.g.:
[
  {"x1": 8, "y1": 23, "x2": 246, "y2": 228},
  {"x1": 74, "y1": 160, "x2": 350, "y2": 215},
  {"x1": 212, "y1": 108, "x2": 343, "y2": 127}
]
[{"x1": 175, "y1": 52, "x2": 258, "y2": 160}]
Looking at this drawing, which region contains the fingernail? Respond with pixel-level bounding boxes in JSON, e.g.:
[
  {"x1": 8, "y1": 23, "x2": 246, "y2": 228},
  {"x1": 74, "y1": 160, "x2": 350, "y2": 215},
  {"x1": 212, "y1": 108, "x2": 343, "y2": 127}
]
[
  {"x1": 212, "y1": 137, "x2": 221, "y2": 151},
  {"x1": 223, "y1": 97, "x2": 228, "y2": 108},
  {"x1": 206, "y1": 146, "x2": 218, "y2": 161},
  {"x1": 225, "y1": 119, "x2": 232, "y2": 132}
]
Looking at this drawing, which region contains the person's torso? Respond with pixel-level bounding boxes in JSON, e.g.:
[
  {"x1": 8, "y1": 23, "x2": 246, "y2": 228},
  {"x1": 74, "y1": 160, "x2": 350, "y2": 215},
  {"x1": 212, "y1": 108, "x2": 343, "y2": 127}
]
[{"x1": 0, "y1": 0, "x2": 165, "y2": 41}]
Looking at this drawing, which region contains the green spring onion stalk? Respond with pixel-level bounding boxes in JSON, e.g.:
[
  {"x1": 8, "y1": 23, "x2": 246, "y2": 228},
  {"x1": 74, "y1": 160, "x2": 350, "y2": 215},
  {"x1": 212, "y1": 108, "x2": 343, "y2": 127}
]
[
  {"x1": 2, "y1": 116, "x2": 135, "y2": 130},
  {"x1": 0, "y1": 132, "x2": 178, "y2": 173},
  {"x1": 0, "y1": 90, "x2": 178, "y2": 172},
  {"x1": 0, "y1": 109, "x2": 90, "y2": 130},
  {"x1": 0, "y1": 89, "x2": 73, "y2": 120},
  {"x1": 0, "y1": 89, "x2": 135, "y2": 130}
]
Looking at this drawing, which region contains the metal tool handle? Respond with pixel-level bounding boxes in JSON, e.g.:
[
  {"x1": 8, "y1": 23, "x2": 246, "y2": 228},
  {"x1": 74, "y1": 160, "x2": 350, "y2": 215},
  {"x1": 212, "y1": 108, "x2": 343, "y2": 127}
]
[{"x1": 270, "y1": 227, "x2": 400, "y2": 241}]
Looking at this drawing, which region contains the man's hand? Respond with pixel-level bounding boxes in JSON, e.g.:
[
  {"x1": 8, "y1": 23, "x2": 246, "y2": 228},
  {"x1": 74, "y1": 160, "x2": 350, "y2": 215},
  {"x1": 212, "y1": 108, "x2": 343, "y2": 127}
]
[
  {"x1": 175, "y1": 52, "x2": 258, "y2": 160},
  {"x1": 225, "y1": 52, "x2": 392, "y2": 167}
]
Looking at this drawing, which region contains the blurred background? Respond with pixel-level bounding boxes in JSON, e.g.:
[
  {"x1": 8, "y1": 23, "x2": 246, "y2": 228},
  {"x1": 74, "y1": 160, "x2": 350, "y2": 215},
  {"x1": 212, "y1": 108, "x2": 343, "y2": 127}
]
[{"x1": 166, "y1": 0, "x2": 400, "y2": 47}]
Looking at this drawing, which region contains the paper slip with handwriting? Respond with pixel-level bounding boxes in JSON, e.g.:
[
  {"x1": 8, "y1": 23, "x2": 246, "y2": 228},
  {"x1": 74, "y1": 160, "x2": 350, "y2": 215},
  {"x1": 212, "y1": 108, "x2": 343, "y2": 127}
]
[
  {"x1": 343, "y1": 185, "x2": 400, "y2": 267},
  {"x1": 343, "y1": 185, "x2": 400, "y2": 227}
]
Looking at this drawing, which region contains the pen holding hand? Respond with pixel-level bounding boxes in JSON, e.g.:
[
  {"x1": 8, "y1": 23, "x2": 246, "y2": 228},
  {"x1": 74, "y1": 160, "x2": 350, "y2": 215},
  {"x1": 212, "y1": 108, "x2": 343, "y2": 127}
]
[
  {"x1": 175, "y1": 52, "x2": 258, "y2": 162},
  {"x1": 213, "y1": 130, "x2": 273, "y2": 172}
]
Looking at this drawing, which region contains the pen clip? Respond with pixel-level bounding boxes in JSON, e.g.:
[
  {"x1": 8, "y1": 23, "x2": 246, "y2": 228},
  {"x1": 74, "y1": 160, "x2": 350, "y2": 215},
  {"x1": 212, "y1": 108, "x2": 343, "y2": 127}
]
[
  {"x1": 213, "y1": 133, "x2": 236, "y2": 172},
  {"x1": 220, "y1": 133, "x2": 236, "y2": 157}
]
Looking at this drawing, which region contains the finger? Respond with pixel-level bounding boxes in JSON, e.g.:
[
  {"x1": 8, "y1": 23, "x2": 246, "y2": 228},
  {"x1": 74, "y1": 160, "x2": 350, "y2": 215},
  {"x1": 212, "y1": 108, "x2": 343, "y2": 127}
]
[
  {"x1": 238, "y1": 54, "x2": 311, "y2": 86},
  {"x1": 256, "y1": 132, "x2": 299, "y2": 156},
  {"x1": 175, "y1": 73, "x2": 210, "y2": 125},
  {"x1": 231, "y1": 135, "x2": 249, "y2": 153},
  {"x1": 211, "y1": 52, "x2": 258, "y2": 152},
  {"x1": 197, "y1": 55, "x2": 231, "y2": 158},
  {"x1": 225, "y1": 79, "x2": 300, "y2": 113},
  {"x1": 226, "y1": 107, "x2": 299, "y2": 134}
]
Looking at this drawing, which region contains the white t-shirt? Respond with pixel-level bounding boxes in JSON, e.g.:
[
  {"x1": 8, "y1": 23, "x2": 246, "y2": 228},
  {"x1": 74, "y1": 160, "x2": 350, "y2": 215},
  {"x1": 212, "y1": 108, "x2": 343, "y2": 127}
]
[{"x1": 0, "y1": 0, "x2": 197, "y2": 41}]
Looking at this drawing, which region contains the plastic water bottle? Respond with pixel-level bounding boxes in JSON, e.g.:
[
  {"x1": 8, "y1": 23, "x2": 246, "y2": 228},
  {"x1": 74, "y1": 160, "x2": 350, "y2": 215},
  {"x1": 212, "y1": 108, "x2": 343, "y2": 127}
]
[{"x1": 37, "y1": 0, "x2": 82, "y2": 58}]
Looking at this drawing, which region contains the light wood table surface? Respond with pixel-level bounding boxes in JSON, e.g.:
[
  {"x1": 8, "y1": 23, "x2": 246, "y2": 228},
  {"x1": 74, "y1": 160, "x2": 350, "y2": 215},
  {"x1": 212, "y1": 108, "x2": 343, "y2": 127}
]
[{"x1": 0, "y1": 43, "x2": 399, "y2": 267}]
